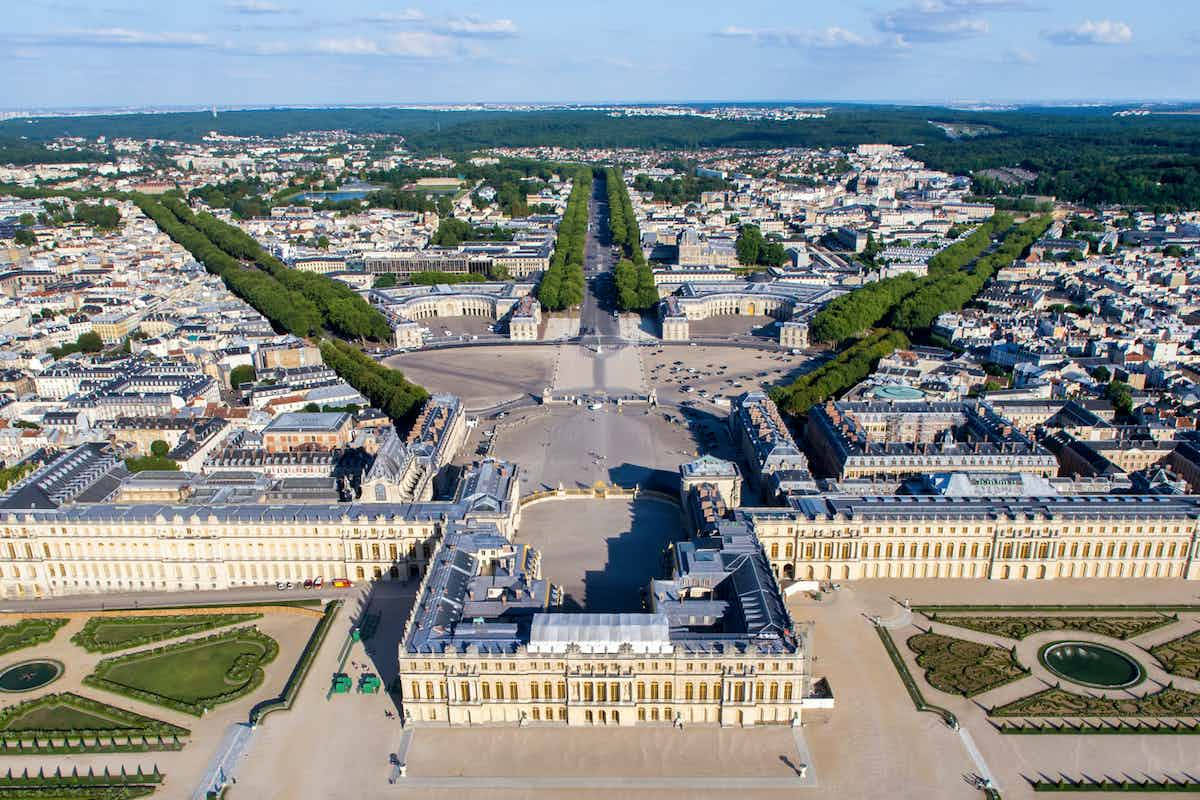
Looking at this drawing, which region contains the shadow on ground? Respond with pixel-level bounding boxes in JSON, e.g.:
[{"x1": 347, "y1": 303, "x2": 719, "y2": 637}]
[{"x1": 577, "y1": 499, "x2": 683, "y2": 613}]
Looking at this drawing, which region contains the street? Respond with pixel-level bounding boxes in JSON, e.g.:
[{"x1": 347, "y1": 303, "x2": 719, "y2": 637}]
[{"x1": 580, "y1": 171, "x2": 620, "y2": 340}]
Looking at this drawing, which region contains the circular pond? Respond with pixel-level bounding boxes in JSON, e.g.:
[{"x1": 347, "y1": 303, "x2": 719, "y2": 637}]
[
  {"x1": 1039, "y1": 641, "x2": 1143, "y2": 689},
  {"x1": 0, "y1": 659, "x2": 63, "y2": 693}
]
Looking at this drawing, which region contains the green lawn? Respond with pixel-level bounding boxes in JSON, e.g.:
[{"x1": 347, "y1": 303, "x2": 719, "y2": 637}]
[
  {"x1": 0, "y1": 692, "x2": 188, "y2": 739},
  {"x1": 86, "y1": 627, "x2": 278, "y2": 715},
  {"x1": 71, "y1": 613, "x2": 261, "y2": 653},
  {"x1": 0, "y1": 618, "x2": 68, "y2": 657},
  {"x1": 7, "y1": 705, "x2": 121, "y2": 731}
]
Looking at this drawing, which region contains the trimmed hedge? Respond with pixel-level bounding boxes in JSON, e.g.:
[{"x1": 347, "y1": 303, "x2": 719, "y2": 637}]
[
  {"x1": 249, "y1": 600, "x2": 341, "y2": 726},
  {"x1": 71, "y1": 614, "x2": 262, "y2": 654},
  {"x1": 85, "y1": 627, "x2": 278, "y2": 717},
  {"x1": 1031, "y1": 775, "x2": 1200, "y2": 792},
  {"x1": 0, "y1": 766, "x2": 163, "y2": 800},
  {"x1": 991, "y1": 685, "x2": 1200, "y2": 719},
  {"x1": 0, "y1": 692, "x2": 188, "y2": 748},
  {"x1": 928, "y1": 613, "x2": 1176, "y2": 642},
  {"x1": 995, "y1": 719, "x2": 1200, "y2": 735},
  {"x1": 0, "y1": 620, "x2": 68, "y2": 657},
  {"x1": 907, "y1": 631, "x2": 1029, "y2": 697},
  {"x1": 1150, "y1": 629, "x2": 1200, "y2": 681},
  {"x1": 874, "y1": 626, "x2": 957, "y2": 727}
]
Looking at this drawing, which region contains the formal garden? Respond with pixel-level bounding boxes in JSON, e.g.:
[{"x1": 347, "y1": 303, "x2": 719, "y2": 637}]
[
  {"x1": 990, "y1": 685, "x2": 1200, "y2": 719},
  {"x1": 882, "y1": 605, "x2": 1200, "y2": 735},
  {"x1": 906, "y1": 631, "x2": 1029, "y2": 696},
  {"x1": 1149, "y1": 629, "x2": 1200, "y2": 681},
  {"x1": 0, "y1": 619, "x2": 68, "y2": 658},
  {"x1": 926, "y1": 613, "x2": 1177, "y2": 642},
  {"x1": 84, "y1": 626, "x2": 279, "y2": 716},
  {"x1": 0, "y1": 767, "x2": 164, "y2": 799},
  {"x1": 70, "y1": 613, "x2": 262, "y2": 654},
  {"x1": 0, "y1": 692, "x2": 188, "y2": 755}
]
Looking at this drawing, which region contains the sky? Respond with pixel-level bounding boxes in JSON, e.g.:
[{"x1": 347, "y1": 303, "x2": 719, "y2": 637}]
[{"x1": 4, "y1": 0, "x2": 1198, "y2": 109}]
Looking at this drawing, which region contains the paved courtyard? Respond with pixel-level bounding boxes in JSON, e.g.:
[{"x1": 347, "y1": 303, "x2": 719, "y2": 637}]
[
  {"x1": 488, "y1": 405, "x2": 706, "y2": 493},
  {"x1": 383, "y1": 345, "x2": 559, "y2": 409},
  {"x1": 516, "y1": 498, "x2": 683, "y2": 612}
]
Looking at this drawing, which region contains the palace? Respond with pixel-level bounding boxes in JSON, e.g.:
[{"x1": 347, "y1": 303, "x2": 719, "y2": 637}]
[
  {"x1": 398, "y1": 478, "x2": 815, "y2": 728},
  {"x1": 657, "y1": 280, "x2": 834, "y2": 344}
]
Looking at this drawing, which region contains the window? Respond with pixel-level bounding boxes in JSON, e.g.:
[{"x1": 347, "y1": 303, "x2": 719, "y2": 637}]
[
  {"x1": 699, "y1": 683, "x2": 708, "y2": 701},
  {"x1": 531, "y1": 682, "x2": 540, "y2": 700},
  {"x1": 783, "y1": 683, "x2": 793, "y2": 701}
]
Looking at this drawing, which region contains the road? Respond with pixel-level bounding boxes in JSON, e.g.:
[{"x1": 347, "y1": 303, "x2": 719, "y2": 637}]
[{"x1": 579, "y1": 171, "x2": 620, "y2": 340}]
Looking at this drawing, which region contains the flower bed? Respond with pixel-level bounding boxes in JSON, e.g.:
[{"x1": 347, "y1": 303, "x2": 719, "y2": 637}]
[
  {"x1": 928, "y1": 613, "x2": 1175, "y2": 641},
  {"x1": 1149, "y1": 630, "x2": 1200, "y2": 681},
  {"x1": 907, "y1": 631, "x2": 1029, "y2": 697},
  {"x1": 991, "y1": 685, "x2": 1200, "y2": 718}
]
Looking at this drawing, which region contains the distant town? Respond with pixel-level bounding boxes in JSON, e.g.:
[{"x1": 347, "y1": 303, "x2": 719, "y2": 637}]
[{"x1": 0, "y1": 101, "x2": 1199, "y2": 799}]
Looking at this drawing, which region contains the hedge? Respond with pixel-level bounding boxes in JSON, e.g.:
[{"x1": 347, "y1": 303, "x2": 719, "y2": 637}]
[
  {"x1": 0, "y1": 619, "x2": 68, "y2": 657},
  {"x1": 874, "y1": 626, "x2": 957, "y2": 728},
  {"x1": 71, "y1": 613, "x2": 263, "y2": 654},
  {"x1": 84, "y1": 627, "x2": 278, "y2": 717},
  {"x1": 249, "y1": 600, "x2": 341, "y2": 726}
]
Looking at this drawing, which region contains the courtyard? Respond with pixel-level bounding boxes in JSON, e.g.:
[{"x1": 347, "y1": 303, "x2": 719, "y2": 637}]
[
  {"x1": 484, "y1": 405, "x2": 714, "y2": 493},
  {"x1": 383, "y1": 345, "x2": 559, "y2": 409},
  {"x1": 516, "y1": 498, "x2": 683, "y2": 612}
]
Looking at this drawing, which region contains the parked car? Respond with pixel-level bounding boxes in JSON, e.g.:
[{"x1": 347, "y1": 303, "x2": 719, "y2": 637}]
[{"x1": 332, "y1": 578, "x2": 351, "y2": 588}]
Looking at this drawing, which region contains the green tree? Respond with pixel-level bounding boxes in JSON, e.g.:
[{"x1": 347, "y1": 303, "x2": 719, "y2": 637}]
[
  {"x1": 1105, "y1": 380, "x2": 1133, "y2": 418},
  {"x1": 1090, "y1": 365, "x2": 1111, "y2": 383},
  {"x1": 13, "y1": 229, "x2": 35, "y2": 246},
  {"x1": 77, "y1": 332, "x2": 103, "y2": 353},
  {"x1": 735, "y1": 224, "x2": 764, "y2": 266},
  {"x1": 229, "y1": 364, "x2": 256, "y2": 387},
  {"x1": 150, "y1": 440, "x2": 170, "y2": 458}
]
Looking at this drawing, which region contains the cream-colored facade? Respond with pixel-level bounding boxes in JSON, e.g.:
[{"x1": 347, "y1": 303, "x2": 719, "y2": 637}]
[
  {"x1": 401, "y1": 649, "x2": 808, "y2": 728},
  {"x1": 0, "y1": 508, "x2": 444, "y2": 599},
  {"x1": 750, "y1": 495, "x2": 1200, "y2": 583}
]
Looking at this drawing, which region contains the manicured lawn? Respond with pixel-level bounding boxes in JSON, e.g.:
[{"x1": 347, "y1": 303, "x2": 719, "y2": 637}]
[
  {"x1": 0, "y1": 618, "x2": 68, "y2": 657},
  {"x1": 0, "y1": 692, "x2": 188, "y2": 739},
  {"x1": 71, "y1": 613, "x2": 261, "y2": 653},
  {"x1": 86, "y1": 627, "x2": 278, "y2": 715},
  {"x1": 7, "y1": 705, "x2": 121, "y2": 731}
]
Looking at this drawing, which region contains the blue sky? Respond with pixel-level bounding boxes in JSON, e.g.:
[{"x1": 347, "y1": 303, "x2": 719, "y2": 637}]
[{"x1": 5, "y1": 0, "x2": 1198, "y2": 108}]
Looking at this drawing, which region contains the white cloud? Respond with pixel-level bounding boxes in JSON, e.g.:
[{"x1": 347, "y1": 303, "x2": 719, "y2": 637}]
[
  {"x1": 1043, "y1": 19, "x2": 1133, "y2": 46},
  {"x1": 433, "y1": 16, "x2": 519, "y2": 38},
  {"x1": 225, "y1": 0, "x2": 295, "y2": 14},
  {"x1": 313, "y1": 32, "x2": 475, "y2": 59},
  {"x1": 356, "y1": 9, "x2": 426, "y2": 25},
  {"x1": 714, "y1": 25, "x2": 877, "y2": 49},
  {"x1": 873, "y1": 0, "x2": 1038, "y2": 43},
  {"x1": 1002, "y1": 47, "x2": 1037, "y2": 64},
  {"x1": 22, "y1": 28, "x2": 214, "y2": 49}
]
